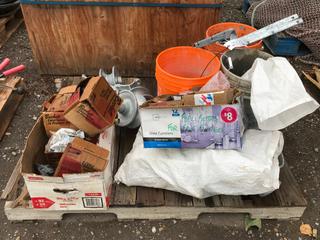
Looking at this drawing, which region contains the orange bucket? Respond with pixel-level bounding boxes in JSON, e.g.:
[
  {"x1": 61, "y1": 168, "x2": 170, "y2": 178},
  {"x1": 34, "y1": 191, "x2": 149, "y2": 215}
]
[
  {"x1": 205, "y1": 22, "x2": 263, "y2": 57},
  {"x1": 155, "y1": 46, "x2": 221, "y2": 95}
]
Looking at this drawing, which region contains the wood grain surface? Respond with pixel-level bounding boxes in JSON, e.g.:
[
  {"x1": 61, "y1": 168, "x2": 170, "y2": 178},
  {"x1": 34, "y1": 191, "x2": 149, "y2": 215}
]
[{"x1": 21, "y1": 1, "x2": 222, "y2": 76}]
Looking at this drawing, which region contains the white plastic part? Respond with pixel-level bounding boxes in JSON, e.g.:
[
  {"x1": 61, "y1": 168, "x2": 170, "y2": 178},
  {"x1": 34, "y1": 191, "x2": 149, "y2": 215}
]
[
  {"x1": 242, "y1": 57, "x2": 320, "y2": 130},
  {"x1": 114, "y1": 129, "x2": 283, "y2": 198}
]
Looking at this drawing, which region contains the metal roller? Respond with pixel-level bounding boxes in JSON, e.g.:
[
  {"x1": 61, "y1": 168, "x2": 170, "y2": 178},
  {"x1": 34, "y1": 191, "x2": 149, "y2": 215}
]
[
  {"x1": 117, "y1": 90, "x2": 138, "y2": 127},
  {"x1": 99, "y1": 66, "x2": 122, "y2": 86},
  {"x1": 99, "y1": 67, "x2": 152, "y2": 128}
]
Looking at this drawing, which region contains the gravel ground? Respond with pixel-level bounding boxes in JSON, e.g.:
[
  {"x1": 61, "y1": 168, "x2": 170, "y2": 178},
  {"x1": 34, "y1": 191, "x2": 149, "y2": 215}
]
[{"x1": 0, "y1": 1, "x2": 319, "y2": 239}]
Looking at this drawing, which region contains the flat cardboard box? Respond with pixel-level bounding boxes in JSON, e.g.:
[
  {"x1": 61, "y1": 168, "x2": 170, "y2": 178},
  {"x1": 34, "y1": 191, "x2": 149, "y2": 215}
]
[
  {"x1": 42, "y1": 85, "x2": 78, "y2": 136},
  {"x1": 142, "y1": 89, "x2": 235, "y2": 108},
  {"x1": 54, "y1": 137, "x2": 109, "y2": 177},
  {"x1": 139, "y1": 89, "x2": 244, "y2": 149},
  {"x1": 64, "y1": 76, "x2": 122, "y2": 137},
  {"x1": 22, "y1": 117, "x2": 116, "y2": 211}
]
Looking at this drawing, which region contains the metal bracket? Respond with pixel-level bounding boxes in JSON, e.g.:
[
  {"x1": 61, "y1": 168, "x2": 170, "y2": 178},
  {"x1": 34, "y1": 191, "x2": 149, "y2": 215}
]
[
  {"x1": 224, "y1": 14, "x2": 303, "y2": 50},
  {"x1": 194, "y1": 29, "x2": 237, "y2": 48}
]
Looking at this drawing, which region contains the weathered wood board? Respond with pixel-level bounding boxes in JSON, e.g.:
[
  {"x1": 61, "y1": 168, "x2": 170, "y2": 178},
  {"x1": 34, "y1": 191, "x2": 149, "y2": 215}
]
[
  {"x1": 0, "y1": 9, "x2": 24, "y2": 49},
  {"x1": 20, "y1": 0, "x2": 222, "y2": 76},
  {"x1": 0, "y1": 77, "x2": 25, "y2": 141}
]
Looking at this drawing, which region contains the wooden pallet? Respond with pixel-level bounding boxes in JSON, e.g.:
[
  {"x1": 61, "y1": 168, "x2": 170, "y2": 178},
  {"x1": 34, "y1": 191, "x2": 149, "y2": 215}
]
[
  {"x1": 0, "y1": 8, "x2": 24, "y2": 49},
  {"x1": 0, "y1": 76, "x2": 25, "y2": 141},
  {"x1": 3, "y1": 126, "x2": 307, "y2": 221},
  {"x1": 2, "y1": 77, "x2": 307, "y2": 221}
]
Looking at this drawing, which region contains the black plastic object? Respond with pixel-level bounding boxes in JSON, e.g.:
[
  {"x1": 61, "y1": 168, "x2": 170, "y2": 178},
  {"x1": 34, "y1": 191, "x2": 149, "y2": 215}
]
[
  {"x1": 0, "y1": 0, "x2": 17, "y2": 5},
  {"x1": 0, "y1": 1, "x2": 20, "y2": 17}
]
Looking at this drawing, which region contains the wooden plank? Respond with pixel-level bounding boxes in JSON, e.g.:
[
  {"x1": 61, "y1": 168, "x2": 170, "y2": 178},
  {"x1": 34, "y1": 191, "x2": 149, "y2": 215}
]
[
  {"x1": 20, "y1": 3, "x2": 221, "y2": 76},
  {"x1": 112, "y1": 184, "x2": 137, "y2": 206},
  {"x1": 136, "y1": 187, "x2": 165, "y2": 207},
  {"x1": 39, "y1": 0, "x2": 222, "y2": 3},
  {"x1": 112, "y1": 127, "x2": 137, "y2": 206},
  {"x1": 7, "y1": 185, "x2": 29, "y2": 209},
  {"x1": 249, "y1": 164, "x2": 306, "y2": 207},
  {"x1": 211, "y1": 196, "x2": 222, "y2": 207},
  {"x1": 4, "y1": 162, "x2": 307, "y2": 221},
  {"x1": 273, "y1": 162, "x2": 307, "y2": 206},
  {"x1": 1, "y1": 157, "x2": 22, "y2": 200},
  {"x1": 193, "y1": 198, "x2": 206, "y2": 207},
  {"x1": 111, "y1": 127, "x2": 121, "y2": 176},
  {"x1": 5, "y1": 203, "x2": 307, "y2": 221},
  {"x1": 0, "y1": 76, "x2": 21, "y2": 111},
  {"x1": 302, "y1": 71, "x2": 320, "y2": 90},
  {"x1": 220, "y1": 195, "x2": 244, "y2": 208},
  {"x1": 0, "y1": 9, "x2": 24, "y2": 49},
  {"x1": 164, "y1": 190, "x2": 193, "y2": 207},
  {"x1": 0, "y1": 9, "x2": 17, "y2": 29},
  {"x1": 0, "y1": 80, "x2": 24, "y2": 141}
]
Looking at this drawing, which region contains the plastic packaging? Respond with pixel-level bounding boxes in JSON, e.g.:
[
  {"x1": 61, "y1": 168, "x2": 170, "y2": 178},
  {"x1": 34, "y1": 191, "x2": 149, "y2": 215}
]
[
  {"x1": 200, "y1": 71, "x2": 231, "y2": 92},
  {"x1": 45, "y1": 128, "x2": 85, "y2": 153}
]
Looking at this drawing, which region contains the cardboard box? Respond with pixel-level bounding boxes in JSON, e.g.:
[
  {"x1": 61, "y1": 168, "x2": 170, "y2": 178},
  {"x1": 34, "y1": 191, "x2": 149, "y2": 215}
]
[
  {"x1": 22, "y1": 117, "x2": 116, "y2": 211},
  {"x1": 145, "y1": 89, "x2": 235, "y2": 108},
  {"x1": 140, "y1": 89, "x2": 244, "y2": 149},
  {"x1": 64, "y1": 76, "x2": 122, "y2": 137},
  {"x1": 54, "y1": 137, "x2": 109, "y2": 177},
  {"x1": 42, "y1": 85, "x2": 78, "y2": 136}
]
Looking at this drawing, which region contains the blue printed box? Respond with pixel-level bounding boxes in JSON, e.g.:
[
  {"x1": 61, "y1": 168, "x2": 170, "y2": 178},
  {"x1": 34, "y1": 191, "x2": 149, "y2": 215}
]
[{"x1": 139, "y1": 90, "x2": 244, "y2": 150}]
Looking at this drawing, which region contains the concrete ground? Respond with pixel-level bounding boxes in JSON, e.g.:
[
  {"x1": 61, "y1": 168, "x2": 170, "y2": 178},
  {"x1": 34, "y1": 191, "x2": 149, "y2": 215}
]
[{"x1": 0, "y1": 0, "x2": 319, "y2": 239}]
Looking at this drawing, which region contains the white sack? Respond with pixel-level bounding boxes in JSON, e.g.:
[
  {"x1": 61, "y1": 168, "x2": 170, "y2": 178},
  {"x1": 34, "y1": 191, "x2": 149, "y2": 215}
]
[
  {"x1": 242, "y1": 57, "x2": 319, "y2": 130},
  {"x1": 115, "y1": 129, "x2": 283, "y2": 198}
]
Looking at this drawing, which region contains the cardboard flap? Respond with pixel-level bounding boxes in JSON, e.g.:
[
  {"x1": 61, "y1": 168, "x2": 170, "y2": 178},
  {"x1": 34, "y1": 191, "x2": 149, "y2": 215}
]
[
  {"x1": 46, "y1": 85, "x2": 78, "y2": 112},
  {"x1": 71, "y1": 137, "x2": 109, "y2": 160},
  {"x1": 43, "y1": 95, "x2": 56, "y2": 111},
  {"x1": 80, "y1": 77, "x2": 100, "y2": 102},
  {"x1": 58, "y1": 85, "x2": 78, "y2": 95},
  {"x1": 21, "y1": 117, "x2": 48, "y2": 174},
  {"x1": 141, "y1": 89, "x2": 235, "y2": 109},
  {"x1": 23, "y1": 174, "x2": 64, "y2": 183},
  {"x1": 80, "y1": 76, "x2": 122, "y2": 120},
  {"x1": 63, "y1": 172, "x2": 104, "y2": 182}
]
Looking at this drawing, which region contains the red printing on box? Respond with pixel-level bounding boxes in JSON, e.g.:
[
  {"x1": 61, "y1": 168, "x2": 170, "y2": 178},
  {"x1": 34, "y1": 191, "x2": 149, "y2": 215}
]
[
  {"x1": 28, "y1": 176, "x2": 44, "y2": 181},
  {"x1": 31, "y1": 197, "x2": 55, "y2": 209},
  {"x1": 66, "y1": 89, "x2": 80, "y2": 108},
  {"x1": 105, "y1": 196, "x2": 110, "y2": 207},
  {"x1": 85, "y1": 108, "x2": 108, "y2": 129},
  {"x1": 56, "y1": 155, "x2": 82, "y2": 177},
  {"x1": 85, "y1": 193, "x2": 102, "y2": 197}
]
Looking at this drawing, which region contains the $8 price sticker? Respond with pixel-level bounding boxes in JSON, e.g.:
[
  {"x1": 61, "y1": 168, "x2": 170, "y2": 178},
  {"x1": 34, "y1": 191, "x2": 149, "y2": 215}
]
[{"x1": 220, "y1": 107, "x2": 238, "y2": 123}]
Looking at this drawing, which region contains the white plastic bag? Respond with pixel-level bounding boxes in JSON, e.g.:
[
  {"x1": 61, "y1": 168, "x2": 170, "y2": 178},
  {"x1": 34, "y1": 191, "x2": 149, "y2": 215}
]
[
  {"x1": 242, "y1": 57, "x2": 319, "y2": 130},
  {"x1": 45, "y1": 128, "x2": 85, "y2": 153},
  {"x1": 115, "y1": 129, "x2": 283, "y2": 198}
]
